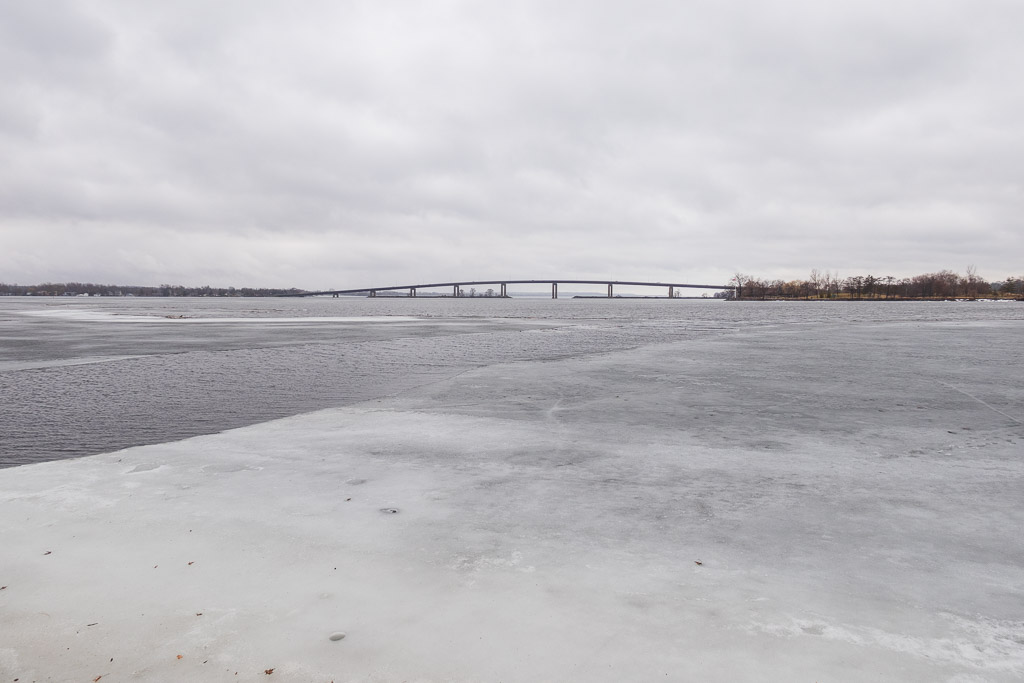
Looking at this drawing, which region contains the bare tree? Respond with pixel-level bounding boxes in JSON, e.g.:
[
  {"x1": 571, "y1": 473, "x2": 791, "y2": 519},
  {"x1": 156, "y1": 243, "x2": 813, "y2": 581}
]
[
  {"x1": 730, "y1": 273, "x2": 749, "y2": 299},
  {"x1": 965, "y1": 265, "x2": 979, "y2": 298},
  {"x1": 808, "y1": 269, "x2": 823, "y2": 298},
  {"x1": 882, "y1": 276, "x2": 895, "y2": 299}
]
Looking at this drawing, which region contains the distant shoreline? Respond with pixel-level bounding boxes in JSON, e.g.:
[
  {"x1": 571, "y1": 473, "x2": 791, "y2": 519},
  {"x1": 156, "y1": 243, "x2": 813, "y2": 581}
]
[{"x1": 3, "y1": 292, "x2": 1022, "y2": 302}]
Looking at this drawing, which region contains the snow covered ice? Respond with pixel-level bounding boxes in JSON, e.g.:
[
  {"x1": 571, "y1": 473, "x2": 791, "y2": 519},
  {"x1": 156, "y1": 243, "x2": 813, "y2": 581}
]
[{"x1": 2, "y1": 317, "x2": 1023, "y2": 681}]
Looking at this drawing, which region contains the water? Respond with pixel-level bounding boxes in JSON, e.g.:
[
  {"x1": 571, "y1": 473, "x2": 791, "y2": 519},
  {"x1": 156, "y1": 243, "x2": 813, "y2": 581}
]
[{"x1": 2, "y1": 296, "x2": 1022, "y2": 468}]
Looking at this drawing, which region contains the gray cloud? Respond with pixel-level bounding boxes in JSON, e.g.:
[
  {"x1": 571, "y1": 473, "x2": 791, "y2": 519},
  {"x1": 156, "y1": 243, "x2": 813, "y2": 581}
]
[{"x1": 1, "y1": 0, "x2": 1022, "y2": 288}]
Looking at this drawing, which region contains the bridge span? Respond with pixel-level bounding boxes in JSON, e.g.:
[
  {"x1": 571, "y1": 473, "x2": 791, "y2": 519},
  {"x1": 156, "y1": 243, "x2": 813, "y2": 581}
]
[{"x1": 288, "y1": 279, "x2": 734, "y2": 299}]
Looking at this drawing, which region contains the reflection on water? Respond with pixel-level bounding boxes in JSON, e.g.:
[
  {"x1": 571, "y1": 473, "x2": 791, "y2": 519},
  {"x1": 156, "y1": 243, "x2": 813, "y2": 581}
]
[{"x1": 1, "y1": 296, "x2": 1021, "y2": 467}]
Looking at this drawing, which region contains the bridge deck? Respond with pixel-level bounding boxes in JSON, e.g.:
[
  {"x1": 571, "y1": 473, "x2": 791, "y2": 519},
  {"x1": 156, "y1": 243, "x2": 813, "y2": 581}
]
[{"x1": 290, "y1": 279, "x2": 733, "y2": 297}]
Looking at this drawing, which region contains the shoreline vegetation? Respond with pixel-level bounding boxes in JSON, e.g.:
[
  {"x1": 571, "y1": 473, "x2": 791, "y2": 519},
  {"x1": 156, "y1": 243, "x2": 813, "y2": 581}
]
[
  {"x1": 0, "y1": 283, "x2": 305, "y2": 297},
  {"x1": 1, "y1": 267, "x2": 1022, "y2": 300},
  {"x1": 729, "y1": 267, "x2": 1024, "y2": 300}
]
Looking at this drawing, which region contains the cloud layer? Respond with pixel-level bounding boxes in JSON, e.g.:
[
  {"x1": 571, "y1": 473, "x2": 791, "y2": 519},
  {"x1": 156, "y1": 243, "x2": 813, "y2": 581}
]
[{"x1": 2, "y1": 0, "x2": 1022, "y2": 288}]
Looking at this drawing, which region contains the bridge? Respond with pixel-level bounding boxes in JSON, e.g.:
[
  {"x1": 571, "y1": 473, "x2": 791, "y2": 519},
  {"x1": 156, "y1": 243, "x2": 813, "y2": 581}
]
[{"x1": 287, "y1": 279, "x2": 734, "y2": 299}]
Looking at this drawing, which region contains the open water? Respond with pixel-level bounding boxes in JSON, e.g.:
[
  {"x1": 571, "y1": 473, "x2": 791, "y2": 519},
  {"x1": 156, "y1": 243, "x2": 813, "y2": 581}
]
[{"x1": 2, "y1": 295, "x2": 1022, "y2": 468}]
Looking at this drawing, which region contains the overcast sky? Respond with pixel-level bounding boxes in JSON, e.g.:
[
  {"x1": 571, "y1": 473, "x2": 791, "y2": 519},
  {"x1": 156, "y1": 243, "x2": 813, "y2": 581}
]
[{"x1": 1, "y1": 0, "x2": 1021, "y2": 289}]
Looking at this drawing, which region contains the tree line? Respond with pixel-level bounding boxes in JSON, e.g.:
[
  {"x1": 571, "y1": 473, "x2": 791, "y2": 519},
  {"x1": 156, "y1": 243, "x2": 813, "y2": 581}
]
[
  {"x1": 4, "y1": 270, "x2": 1023, "y2": 300},
  {"x1": 729, "y1": 268, "x2": 1024, "y2": 300},
  {"x1": 0, "y1": 282, "x2": 304, "y2": 297}
]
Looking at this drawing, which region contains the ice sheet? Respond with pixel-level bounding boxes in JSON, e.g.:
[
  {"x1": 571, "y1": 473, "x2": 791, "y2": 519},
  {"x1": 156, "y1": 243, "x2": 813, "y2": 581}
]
[
  {"x1": 1, "y1": 320, "x2": 1022, "y2": 681},
  {"x1": 17, "y1": 309, "x2": 425, "y2": 324}
]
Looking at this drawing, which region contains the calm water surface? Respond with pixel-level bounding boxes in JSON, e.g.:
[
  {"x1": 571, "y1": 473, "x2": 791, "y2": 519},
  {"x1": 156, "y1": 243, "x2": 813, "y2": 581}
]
[{"x1": 2, "y1": 296, "x2": 1021, "y2": 467}]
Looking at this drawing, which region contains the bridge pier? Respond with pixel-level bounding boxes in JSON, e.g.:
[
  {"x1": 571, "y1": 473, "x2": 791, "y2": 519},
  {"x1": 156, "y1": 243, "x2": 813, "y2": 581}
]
[
  {"x1": 409, "y1": 288, "x2": 416, "y2": 297},
  {"x1": 669, "y1": 286, "x2": 674, "y2": 298},
  {"x1": 453, "y1": 284, "x2": 459, "y2": 297},
  {"x1": 552, "y1": 283, "x2": 558, "y2": 299},
  {"x1": 500, "y1": 283, "x2": 506, "y2": 297},
  {"x1": 369, "y1": 290, "x2": 376, "y2": 297},
  {"x1": 608, "y1": 283, "x2": 613, "y2": 298}
]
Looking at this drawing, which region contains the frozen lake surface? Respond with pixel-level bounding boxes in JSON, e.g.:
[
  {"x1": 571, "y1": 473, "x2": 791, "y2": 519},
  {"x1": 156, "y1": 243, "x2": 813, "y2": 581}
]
[
  {"x1": 1, "y1": 297, "x2": 1023, "y2": 680},
  {"x1": 2, "y1": 296, "x2": 1023, "y2": 468}
]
